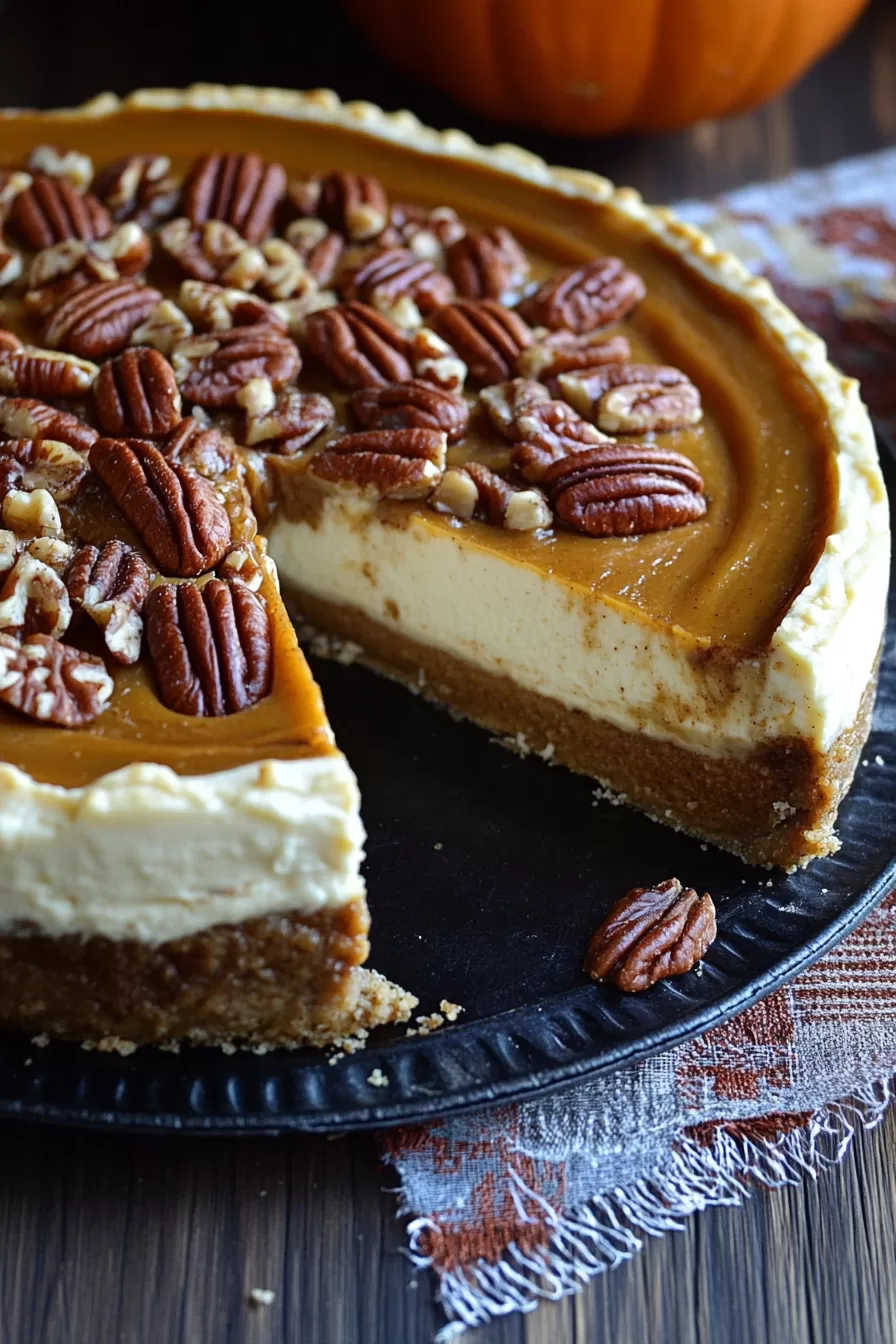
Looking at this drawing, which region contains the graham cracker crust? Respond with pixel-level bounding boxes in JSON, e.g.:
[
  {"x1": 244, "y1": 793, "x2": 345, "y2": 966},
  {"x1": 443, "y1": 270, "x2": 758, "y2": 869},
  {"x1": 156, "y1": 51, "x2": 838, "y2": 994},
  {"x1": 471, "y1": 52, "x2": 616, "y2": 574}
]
[
  {"x1": 289, "y1": 589, "x2": 877, "y2": 870},
  {"x1": 0, "y1": 899, "x2": 416, "y2": 1048}
]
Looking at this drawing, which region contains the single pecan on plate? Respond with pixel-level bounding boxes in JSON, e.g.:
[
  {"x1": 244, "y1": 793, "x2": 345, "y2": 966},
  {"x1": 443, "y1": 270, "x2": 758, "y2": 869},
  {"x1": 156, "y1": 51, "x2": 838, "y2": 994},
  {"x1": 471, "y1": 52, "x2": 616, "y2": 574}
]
[
  {"x1": 171, "y1": 324, "x2": 300, "y2": 408},
  {"x1": 89, "y1": 437, "x2": 232, "y2": 576},
  {"x1": 409, "y1": 326, "x2": 467, "y2": 393},
  {"x1": 519, "y1": 257, "x2": 646, "y2": 333},
  {"x1": 429, "y1": 461, "x2": 551, "y2": 531},
  {"x1": 480, "y1": 378, "x2": 551, "y2": 439},
  {"x1": 281, "y1": 220, "x2": 345, "y2": 288},
  {"x1": 25, "y1": 145, "x2": 94, "y2": 191},
  {"x1": 558, "y1": 363, "x2": 703, "y2": 434},
  {"x1": 510, "y1": 400, "x2": 610, "y2": 481},
  {"x1": 93, "y1": 153, "x2": 180, "y2": 227},
  {"x1": 445, "y1": 226, "x2": 529, "y2": 303},
  {"x1": 129, "y1": 298, "x2": 194, "y2": 355},
  {"x1": 290, "y1": 171, "x2": 389, "y2": 243},
  {"x1": 0, "y1": 438, "x2": 88, "y2": 502},
  {"x1": 177, "y1": 279, "x2": 284, "y2": 333},
  {"x1": 429, "y1": 300, "x2": 533, "y2": 384},
  {"x1": 305, "y1": 302, "x2": 412, "y2": 389},
  {"x1": 543, "y1": 443, "x2": 707, "y2": 536},
  {"x1": 237, "y1": 378, "x2": 335, "y2": 452},
  {"x1": 0, "y1": 631, "x2": 114, "y2": 726},
  {"x1": 0, "y1": 551, "x2": 71, "y2": 638},
  {"x1": 340, "y1": 246, "x2": 454, "y2": 326},
  {"x1": 0, "y1": 345, "x2": 98, "y2": 398},
  {"x1": 157, "y1": 218, "x2": 266, "y2": 290},
  {"x1": 183, "y1": 152, "x2": 286, "y2": 244},
  {"x1": 7, "y1": 175, "x2": 111, "y2": 251},
  {"x1": 0, "y1": 396, "x2": 97, "y2": 453},
  {"x1": 387, "y1": 203, "x2": 465, "y2": 258},
  {"x1": 517, "y1": 328, "x2": 632, "y2": 380},
  {"x1": 66, "y1": 538, "x2": 152, "y2": 665},
  {"x1": 145, "y1": 577, "x2": 272, "y2": 716},
  {"x1": 94, "y1": 347, "x2": 183, "y2": 438},
  {"x1": 43, "y1": 279, "x2": 163, "y2": 361},
  {"x1": 163, "y1": 417, "x2": 239, "y2": 479},
  {"x1": 584, "y1": 877, "x2": 717, "y2": 993},
  {"x1": 349, "y1": 380, "x2": 469, "y2": 442},
  {"x1": 308, "y1": 427, "x2": 446, "y2": 500}
]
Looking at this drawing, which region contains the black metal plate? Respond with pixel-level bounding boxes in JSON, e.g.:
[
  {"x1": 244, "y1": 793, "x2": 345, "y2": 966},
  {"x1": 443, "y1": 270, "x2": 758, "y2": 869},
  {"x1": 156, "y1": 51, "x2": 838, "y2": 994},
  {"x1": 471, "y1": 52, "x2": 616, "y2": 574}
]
[{"x1": 0, "y1": 486, "x2": 893, "y2": 1136}]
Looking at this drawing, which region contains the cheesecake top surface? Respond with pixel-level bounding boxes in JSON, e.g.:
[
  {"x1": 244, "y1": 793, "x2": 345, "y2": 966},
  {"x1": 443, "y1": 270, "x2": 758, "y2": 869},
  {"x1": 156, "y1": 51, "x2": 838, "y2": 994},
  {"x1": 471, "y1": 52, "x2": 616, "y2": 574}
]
[{"x1": 0, "y1": 87, "x2": 888, "y2": 785}]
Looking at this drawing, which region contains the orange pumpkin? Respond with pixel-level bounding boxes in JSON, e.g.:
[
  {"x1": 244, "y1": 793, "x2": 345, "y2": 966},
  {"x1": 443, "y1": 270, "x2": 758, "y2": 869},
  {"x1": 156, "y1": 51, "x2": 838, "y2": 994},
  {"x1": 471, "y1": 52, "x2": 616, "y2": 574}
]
[{"x1": 345, "y1": 0, "x2": 868, "y2": 136}]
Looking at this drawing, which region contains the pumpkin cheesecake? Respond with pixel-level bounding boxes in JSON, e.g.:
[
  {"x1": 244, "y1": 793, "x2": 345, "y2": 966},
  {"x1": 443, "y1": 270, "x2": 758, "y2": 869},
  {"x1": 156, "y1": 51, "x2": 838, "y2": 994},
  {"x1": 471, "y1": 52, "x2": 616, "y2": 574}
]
[{"x1": 0, "y1": 88, "x2": 888, "y2": 1046}]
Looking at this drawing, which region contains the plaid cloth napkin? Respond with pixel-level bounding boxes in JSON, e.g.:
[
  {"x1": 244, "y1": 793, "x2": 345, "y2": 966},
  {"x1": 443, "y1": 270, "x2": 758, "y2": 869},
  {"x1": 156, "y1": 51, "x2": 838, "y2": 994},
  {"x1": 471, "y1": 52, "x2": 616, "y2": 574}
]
[{"x1": 378, "y1": 148, "x2": 896, "y2": 1339}]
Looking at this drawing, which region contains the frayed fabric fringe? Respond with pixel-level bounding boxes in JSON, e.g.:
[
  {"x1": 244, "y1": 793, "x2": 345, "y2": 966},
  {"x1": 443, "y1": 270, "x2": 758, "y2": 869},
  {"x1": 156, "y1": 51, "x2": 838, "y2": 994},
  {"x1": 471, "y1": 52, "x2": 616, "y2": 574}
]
[{"x1": 397, "y1": 1078, "x2": 895, "y2": 1340}]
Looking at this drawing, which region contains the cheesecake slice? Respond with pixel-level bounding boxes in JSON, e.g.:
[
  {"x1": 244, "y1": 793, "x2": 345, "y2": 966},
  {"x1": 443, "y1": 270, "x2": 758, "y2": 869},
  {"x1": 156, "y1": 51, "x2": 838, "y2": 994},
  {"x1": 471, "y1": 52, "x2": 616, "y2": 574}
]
[{"x1": 0, "y1": 88, "x2": 888, "y2": 1048}]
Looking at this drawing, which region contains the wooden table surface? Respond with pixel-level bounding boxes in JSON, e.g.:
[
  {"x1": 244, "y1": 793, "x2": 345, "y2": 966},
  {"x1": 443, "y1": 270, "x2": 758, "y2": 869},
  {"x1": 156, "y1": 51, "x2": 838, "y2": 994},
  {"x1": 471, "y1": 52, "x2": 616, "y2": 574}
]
[{"x1": 1, "y1": 1, "x2": 895, "y2": 1340}]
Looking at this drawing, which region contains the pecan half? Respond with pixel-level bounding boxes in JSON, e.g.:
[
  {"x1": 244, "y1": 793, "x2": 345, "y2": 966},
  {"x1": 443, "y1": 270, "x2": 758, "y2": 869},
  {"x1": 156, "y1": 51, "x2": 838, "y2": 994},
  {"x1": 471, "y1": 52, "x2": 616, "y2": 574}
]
[
  {"x1": 340, "y1": 246, "x2": 454, "y2": 326},
  {"x1": 410, "y1": 327, "x2": 467, "y2": 393},
  {"x1": 519, "y1": 257, "x2": 646, "y2": 333},
  {"x1": 429, "y1": 462, "x2": 551, "y2": 531},
  {"x1": 543, "y1": 444, "x2": 707, "y2": 536},
  {"x1": 0, "y1": 397, "x2": 98, "y2": 454},
  {"x1": 164, "y1": 418, "x2": 239, "y2": 479},
  {"x1": 445, "y1": 226, "x2": 529, "y2": 303},
  {"x1": 145, "y1": 578, "x2": 272, "y2": 716},
  {"x1": 0, "y1": 552, "x2": 71, "y2": 638},
  {"x1": 281, "y1": 221, "x2": 344, "y2": 287},
  {"x1": 26, "y1": 145, "x2": 94, "y2": 191},
  {"x1": 94, "y1": 348, "x2": 183, "y2": 437},
  {"x1": 22, "y1": 225, "x2": 152, "y2": 319},
  {"x1": 90, "y1": 437, "x2": 232, "y2": 576},
  {"x1": 157, "y1": 218, "x2": 266, "y2": 289},
  {"x1": 7, "y1": 175, "x2": 111, "y2": 251},
  {"x1": 178, "y1": 279, "x2": 284, "y2": 333},
  {"x1": 558, "y1": 364, "x2": 702, "y2": 433},
  {"x1": 0, "y1": 631, "x2": 113, "y2": 726},
  {"x1": 510, "y1": 401, "x2": 610, "y2": 481},
  {"x1": 183, "y1": 153, "x2": 286, "y2": 244},
  {"x1": 517, "y1": 329, "x2": 632, "y2": 380},
  {"x1": 349, "y1": 380, "x2": 469, "y2": 442},
  {"x1": 93, "y1": 154, "x2": 180, "y2": 227},
  {"x1": 0, "y1": 345, "x2": 98, "y2": 398},
  {"x1": 130, "y1": 298, "x2": 194, "y2": 355},
  {"x1": 237, "y1": 379, "x2": 334, "y2": 452},
  {"x1": 43, "y1": 279, "x2": 163, "y2": 360},
  {"x1": 171, "y1": 325, "x2": 300, "y2": 408},
  {"x1": 480, "y1": 378, "x2": 551, "y2": 439},
  {"x1": 308, "y1": 428, "x2": 446, "y2": 499},
  {"x1": 305, "y1": 302, "x2": 412, "y2": 389},
  {"x1": 429, "y1": 300, "x2": 532, "y2": 384},
  {"x1": 66, "y1": 539, "x2": 152, "y2": 664},
  {"x1": 584, "y1": 877, "x2": 716, "y2": 992},
  {"x1": 291, "y1": 172, "x2": 389, "y2": 242},
  {"x1": 0, "y1": 438, "x2": 88, "y2": 502}
]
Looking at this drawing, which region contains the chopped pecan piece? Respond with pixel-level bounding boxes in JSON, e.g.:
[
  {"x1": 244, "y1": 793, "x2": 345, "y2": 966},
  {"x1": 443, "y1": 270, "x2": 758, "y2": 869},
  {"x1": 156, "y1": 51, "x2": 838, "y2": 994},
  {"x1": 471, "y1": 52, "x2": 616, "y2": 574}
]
[
  {"x1": 281, "y1": 220, "x2": 345, "y2": 287},
  {"x1": 2, "y1": 488, "x2": 63, "y2": 538},
  {"x1": 445, "y1": 227, "x2": 529, "y2": 303},
  {"x1": 0, "y1": 631, "x2": 113, "y2": 726},
  {"x1": 429, "y1": 300, "x2": 532, "y2": 384},
  {"x1": 0, "y1": 345, "x2": 98, "y2": 398},
  {"x1": 218, "y1": 541, "x2": 270, "y2": 593},
  {"x1": 520, "y1": 257, "x2": 645, "y2": 333},
  {"x1": 26, "y1": 224, "x2": 151, "y2": 298},
  {"x1": 90, "y1": 437, "x2": 232, "y2": 576},
  {"x1": 0, "y1": 532, "x2": 73, "y2": 577},
  {"x1": 584, "y1": 877, "x2": 716, "y2": 992},
  {"x1": 510, "y1": 405, "x2": 612, "y2": 482},
  {"x1": 257, "y1": 237, "x2": 314, "y2": 301},
  {"x1": 0, "y1": 438, "x2": 88, "y2": 502},
  {"x1": 0, "y1": 240, "x2": 22, "y2": 288},
  {"x1": 183, "y1": 153, "x2": 286, "y2": 244},
  {"x1": 171, "y1": 325, "x2": 300, "y2": 408},
  {"x1": 26, "y1": 145, "x2": 94, "y2": 191},
  {"x1": 157, "y1": 218, "x2": 266, "y2": 289},
  {"x1": 8, "y1": 175, "x2": 111, "y2": 251},
  {"x1": 237, "y1": 378, "x2": 334, "y2": 452},
  {"x1": 130, "y1": 298, "x2": 194, "y2": 355},
  {"x1": 0, "y1": 551, "x2": 71, "y2": 638},
  {"x1": 350, "y1": 380, "x2": 469, "y2": 442},
  {"x1": 410, "y1": 326, "x2": 467, "y2": 393},
  {"x1": 291, "y1": 172, "x2": 389, "y2": 242},
  {"x1": 93, "y1": 153, "x2": 180, "y2": 227},
  {"x1": 43, "y1": 279, "x2": 163, "y2": 360},
  {"x1": 480, "y1": 379, "x2": 551, "y2": 439},
  {"x1": 178, "y1": 278, "x2": 284, "y2": 333},
  {"x1": 94, "y1": 348, "x2": 183, "y2": 437},
  {"x1": 340, "y1": 246, "x2": 454, "y2": 326},
  {"x1": 164, "y1": 417, "x2": 239, "y2": 479},
  {"x1": 270, "y1": 287, "x2": 337, "y2": 340},
  {"x1": 145, "y1": 577, "x2": 272, "y2": 716},
  {"x1": 0, "y1": 171, "x2": 32, "y2": 217},
  {"x1": 517, "y1": 329, "x2": 632, "y2": 380},
  {"x1": 558, "y1": 364, "x2": 702, "y2": 433},
  {"x1": 543, "y1": 444, "x2": 707, "y2": 536},
  {"x1": 308, "y1": 427, "x2": 446, "y2": 499},
  {"x1": 305, "y1": 302, "x2": 412, "y2": 389},
  {"x1": 429, "y1": 462, "x2": 551, "y2": 531},
  {"x1": 66, "y1": 539, "x2": 152, "y2": 664},
  {"x1": 388, "y1": 203, "x2": 465, "y2": 258},
  {"x1": 0, "y1": 397, "x2": 98, "y2": 453}
]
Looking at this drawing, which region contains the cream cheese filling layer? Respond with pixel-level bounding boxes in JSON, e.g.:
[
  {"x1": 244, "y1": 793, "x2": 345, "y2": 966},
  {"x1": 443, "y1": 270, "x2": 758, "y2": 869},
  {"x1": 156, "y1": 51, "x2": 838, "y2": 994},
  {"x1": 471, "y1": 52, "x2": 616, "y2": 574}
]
[
  {"x1": 268, "y1": 494, "x2": 887, "y2": 757},
  {"x1": 0, "y1": 755, "x2": 365, "y2": 942}
]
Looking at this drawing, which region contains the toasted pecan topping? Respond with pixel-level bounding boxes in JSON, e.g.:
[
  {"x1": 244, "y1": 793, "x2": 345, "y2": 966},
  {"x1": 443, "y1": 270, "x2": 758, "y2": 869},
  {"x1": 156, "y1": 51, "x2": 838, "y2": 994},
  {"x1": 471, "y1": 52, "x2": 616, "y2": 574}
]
[
  {"x1": 429, "y1": 300, "x2": 532, "y2": 384},
  {"x1": 0, "y1": 551, "x2": 72, "y2": 639},
  {"x1": 90, "y1": 437, "x2": 232, "y2": 576},
  {"x1": 517, "y1": 329, "x2": 632, "y2": 380},
  {"x1": 94, "y1": 348, "x2": 182, "y2": 438},
  {"x1": 429, "y1": 462, "x2": 551, "y2": 531},
  {"x1": 509, "y1": 400, "x2": 610, "y2": 481},
  {"x1": 0, "y1": 631, "x2": 113, "y2": 726},
  {"x1": 183, "y1": 153, "x2": 287, "y2": 244},
  {"x1": 93, "y1": 154, "x2": 180, "y2": 227},
  {"x1": 445, "y1": 226, "x2": 529, "y2": 303},
  {"x1": 308, "y1": 427, "x2": 446, "y2": 499},
  {"x1": 340, "y1": 246, "x2": 454, "y2": 326},
  {"x1": 237, "y1": 379, "x2": 335, "y2": 453},
  {"x1": 281, "y1": 220, "x2": 345, "y2": 287},
  {"x1": 43, "y1": 279, "x2": 163, "y2": 361},
  {"x1": 0, "y1": 397, "x2": 97, "y2": 453},
  {"x1": 543, "y1": 444, "x2": 707, "y2": 536},
  {"x1": 409, "y1": 326, "x2": 467, "y2": 393},
  {"x1": 0, "y1": 345, "x2": 98, "y2": 399},
  {"x1": 145, "y1": 577, "x2": 272, "y2": 716},
  {"x1": 0, "y1": 437, "x2": 88, "y2": 503},
  {"x1": 480, "y1": 378, "x2": 551, "y2": 439},
  {"x1": 558, "y1": 363, "x2": 702, "y2": 433},
  {"x1": 349, "y1": 380, "x2": 469, "y2": 442},
  {"x1": 171, "y1": 325, "x2": 300, "y2": 408},
  {"x1": 305, "y1": 302, "x2": 412, "y2": 389},
  {"x1": 26, "y1": 145, "x2": 94, "y2": 191},
  {"x1": 291, "y1": 171, "x2": 389, "y2": 243},
  {"x1": 0, "y1": 241, "x2": 22, "y2": 289},
  {"x1": 388, "y1": 203, "x2": 465, "y2": 257},
  {"x1": 584, "y1": 877, "x2": 716, "y2": 992},
  {"x1": 0, "y1": 331, "x2": 23, "y2": 353},
  {"x1": 520, "y1": 257, "x2": 645, "y2": 333},
  {"x1": 8, "y1": 175, "x2": 111, "y2": 251},
  {"x1": 157, "y1": 217, "x2": 266, "y2": 289},
  {"x1": 130, "y1": 298, "x2": 194, "y2": 355},
  {"x1": 66, "y1": 539, "x2": 152, "y2": 665},
  {"x1": 163, "y1": 417, "x2": 239, "y2": 479},
  {"x1": 178, "y1": 279, "x2": 284, "y2": 333}
]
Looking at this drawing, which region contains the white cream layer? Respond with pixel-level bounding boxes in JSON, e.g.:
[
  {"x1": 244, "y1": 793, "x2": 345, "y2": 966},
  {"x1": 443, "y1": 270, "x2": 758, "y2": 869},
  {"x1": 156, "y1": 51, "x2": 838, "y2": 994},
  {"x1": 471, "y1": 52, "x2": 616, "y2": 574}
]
[
  {"x1": 268, "y1": 488, "x2": 888, "y2": 758},
  {"x1": 0, "y1": 755, "x2": 365, "y2": 942}
]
